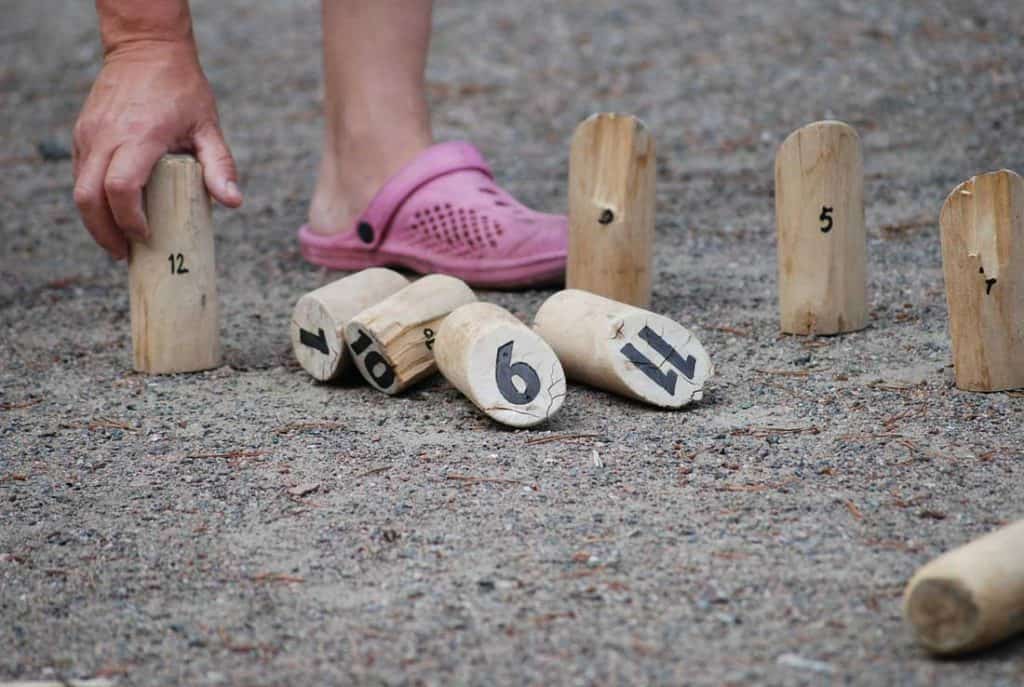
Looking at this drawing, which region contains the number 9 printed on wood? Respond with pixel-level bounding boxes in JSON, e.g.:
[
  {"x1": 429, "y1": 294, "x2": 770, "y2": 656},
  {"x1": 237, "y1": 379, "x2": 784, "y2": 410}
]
[
  {"x1": 533, "y1": 290, "x2": 713, "y2": 409},
  {"x1": 434, "y1": 303, "x2": 566, "y2": 428}
]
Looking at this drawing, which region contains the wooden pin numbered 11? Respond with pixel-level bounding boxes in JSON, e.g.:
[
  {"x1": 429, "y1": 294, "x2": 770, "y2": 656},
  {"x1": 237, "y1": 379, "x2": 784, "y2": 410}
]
[
  {"x1": 129, "y1": 155, "x2": 221, "y2": 374},
  {"x1": 434, "y1": 302, "x2": 566, "y2": 428},
  {"x1": 344, "y1": 274, "x2": 477, "y2": 394},
  {"x1": 533, "y1": 290, "x2": 713, "y2": 408},
  {"x1": 291, "y1": 268, "x2": 410, "y2": 382}
]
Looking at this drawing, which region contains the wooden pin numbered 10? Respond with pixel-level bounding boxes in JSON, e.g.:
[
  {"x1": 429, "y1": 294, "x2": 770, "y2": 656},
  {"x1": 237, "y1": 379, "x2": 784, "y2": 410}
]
[
  {"x1": 291, "y1": 268, "x2": 410, "y2": 382},
  {"x1": 434, "y1": 302, "x2": 566, "y2": 428},
  {"x1": 344, "y1": 274, "x2": 477, "y2": 394},
  {"x1": 533, "y1": 290, "x2": 713, "y2": 408}
]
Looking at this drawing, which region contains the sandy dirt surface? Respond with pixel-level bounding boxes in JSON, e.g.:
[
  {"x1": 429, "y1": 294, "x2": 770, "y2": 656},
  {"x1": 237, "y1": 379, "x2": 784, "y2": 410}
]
[{"x1": 2, "y1": 1, "x2": 1023, "y2": 684}]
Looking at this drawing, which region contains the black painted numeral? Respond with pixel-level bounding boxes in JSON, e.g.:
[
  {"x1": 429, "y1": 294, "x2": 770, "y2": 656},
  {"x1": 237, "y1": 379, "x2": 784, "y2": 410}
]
[
  {"x1": 349, "y1": 330, "x2": 396, "y2": 389},
  {"x1": 819, "y1": 206, "x2": 834, "y2": 233},
  {"x1": 423, "y1": 328, "x2": 436, "y2": 351},
  {"x1": 300, "y1": 328, "x2": 329, "y2": 355},
  {"x1": 495, "y1": 341, "x2": 541, "y2": 405},
  {"x1": 620, "y1": 326, "x2": 697, "y2": 395},
  {"x1": 168, "y1": 253, "x2": 189, "y2": 274}
]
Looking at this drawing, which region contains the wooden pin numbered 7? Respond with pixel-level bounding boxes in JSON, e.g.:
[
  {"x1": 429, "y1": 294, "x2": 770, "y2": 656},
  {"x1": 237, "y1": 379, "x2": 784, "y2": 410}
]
[{"x1": 533, "y1": 290, "x2": 713, "y2": 408}]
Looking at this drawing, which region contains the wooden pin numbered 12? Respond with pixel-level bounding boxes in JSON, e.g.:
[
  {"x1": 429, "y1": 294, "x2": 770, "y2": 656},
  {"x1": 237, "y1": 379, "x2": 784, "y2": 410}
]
[
  {"x1": 291, "y1": 268, "x2": 410, "y2": 382},
  {"x1": 775, "y1": 120, "x2": 868, "y2": 335},
  {"x1": 939, "y1": 169, "x2": 1024, "y2": 392},
  {"x1": 343, "y1": 274, "x2": 477, "y2": 394},
  {"x1": 533, "y1": 290, "x2": 713, "y2": 408},
  {"x1": 129, "y1": 155, "x2": 221, "y2": 374},
  {"x1": 434, "y1": 302, "x2": 566, "y2": 428}
]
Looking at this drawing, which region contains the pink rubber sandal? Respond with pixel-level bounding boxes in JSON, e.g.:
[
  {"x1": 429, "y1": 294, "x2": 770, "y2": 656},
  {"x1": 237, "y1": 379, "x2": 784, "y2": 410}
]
[{"x1": 298, "y1": 141, "x2": 567, "y2": 288}]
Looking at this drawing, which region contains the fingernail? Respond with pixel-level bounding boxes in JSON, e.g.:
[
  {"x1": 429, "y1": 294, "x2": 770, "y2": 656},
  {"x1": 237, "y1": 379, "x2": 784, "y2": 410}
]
[{"x1": 225, "y1": 180, "x2": 240, "y2": 198}]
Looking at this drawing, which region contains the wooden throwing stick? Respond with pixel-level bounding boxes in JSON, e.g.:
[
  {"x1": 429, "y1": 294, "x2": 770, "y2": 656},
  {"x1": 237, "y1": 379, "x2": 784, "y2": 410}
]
[
  {"x1": 343, "y1": 274, "x2": 477, "y2": 394},
  {"x1": 533, "y1": 290, "x2": 713, "y2": 408},
  {"x1": 291, "y1": 268, "x2": 410, "y2": 382},
  {"x1": 904, "y1": 519, "x2": 1024, "y2": 655},
  {"x1": 939, "y1": 169, "x2": 1024, "y2": 392},
  {"x1": 129, "y1": 154, "x2": 221, "y2": 374},
  {"x1": 775, "y1": 120, "x2": 867, "y2": 335},
  {"x1": 434, "y1": 302, "x2": 566, "y2": 428},
  {"x1": 568, "y1": 113, "x2": 656, "y2": 308}
]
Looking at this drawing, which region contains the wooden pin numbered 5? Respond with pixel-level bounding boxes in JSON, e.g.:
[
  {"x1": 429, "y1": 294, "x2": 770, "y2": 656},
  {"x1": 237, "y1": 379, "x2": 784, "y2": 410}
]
[
  {"x1": 129, "y1": 154, "x2": 221, "y2": 374},
  {"x1": 775, "y1": 120, "x2": 868, "y2": 335},
  {"x1": 344, "y1": 274, "x2": 477, "y2": 394},
  {"x1": 434, "y1": 303, "x2": 566, "y2": 428},
  {"x1": 533, "y1": 290, "x2": 713, "y2": 408},
  {"x1": 291, "y1": 268, "x2": 410, "y2": 382},
  {"x1": 939, "y1": 169, "x2": 1024, "y2": 392}
]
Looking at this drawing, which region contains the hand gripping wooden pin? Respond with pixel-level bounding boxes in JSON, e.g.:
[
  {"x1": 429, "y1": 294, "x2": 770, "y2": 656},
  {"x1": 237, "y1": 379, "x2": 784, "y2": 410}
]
[
  {"x1": 533, "y1": 290, "x2": 713, "y2": 408},
  {"x1": 290, "y1": 268, "x2": 410, "y2": 382},
  {"x1": 129, "y1": 155, "x2": 221, "y2": 374},
  {"x1": 939, "y1": 169, "x2": 1024, "y2": 392},
  {"x1": 775, "y1": 120, "x2": 868, "y2": 335},
  {"x1": 343, "y1": 274, "x2": 477, "y2": 394},
  {"x1": 567, "y1": 113, "x2": 656, "y2": 308},
  {"x1": 434, "y1": 302, "x2": 566, "y2": 428},
  {"x1": 904, "y1": 519, "x2": 1024, "y2": 655}
]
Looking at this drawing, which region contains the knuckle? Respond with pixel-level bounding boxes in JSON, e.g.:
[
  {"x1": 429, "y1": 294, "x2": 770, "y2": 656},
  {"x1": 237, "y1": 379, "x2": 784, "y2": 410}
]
[
  {"x1": 104, "y1": 174, "x2": 140, "y2": 197},
  {"x1": 73, "y1": 183, "x2": 98, "y2": 209}
]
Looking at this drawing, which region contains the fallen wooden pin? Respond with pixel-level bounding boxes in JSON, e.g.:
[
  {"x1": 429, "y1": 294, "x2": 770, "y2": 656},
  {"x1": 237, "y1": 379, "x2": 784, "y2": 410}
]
[
  {"x1": 904, "y1": 519, "x2": 1024, "y2": 655},
  {"x1": 344, "y1": 274, "x2": 477, "y2": 394},
  {"x1": 567, "y1": 112, "x2": 655, "y2": 308},
  {"x1": 532, "y1": 289, "x2": 713, "y2": 408},
  {"x1": 434, "y1": 302, "x2": 566, "y2": 428},
  {"x1": 775, "y1": 120, "x2": 868, "y2": 335},
  {"x1": 129, "y1": 154, "x2": 221, "y2": 373},
  {"x1": 939, "y1": 169, "x2": 1024, "y2": 392},
  {"x1": 290, "y1": 268, "x2": 410, "y2": 381}
]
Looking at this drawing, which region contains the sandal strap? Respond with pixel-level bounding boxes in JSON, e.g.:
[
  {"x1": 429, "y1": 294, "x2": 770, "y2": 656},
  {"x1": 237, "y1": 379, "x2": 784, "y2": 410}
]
[{"x1": 355, "y1": 141, "x2": 493, "y2": 250}]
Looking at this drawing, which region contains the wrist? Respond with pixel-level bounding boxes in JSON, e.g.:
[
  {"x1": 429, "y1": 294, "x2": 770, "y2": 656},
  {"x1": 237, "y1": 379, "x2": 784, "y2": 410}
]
[{"x1": 97, "y1": 0, "x2": 196, "y2": 56}]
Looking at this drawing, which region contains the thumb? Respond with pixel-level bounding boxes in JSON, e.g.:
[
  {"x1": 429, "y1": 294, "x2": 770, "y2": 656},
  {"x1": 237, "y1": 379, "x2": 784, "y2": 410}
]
[{"x1": 194, "y1": 124, "x2": 243, "y2": 208}]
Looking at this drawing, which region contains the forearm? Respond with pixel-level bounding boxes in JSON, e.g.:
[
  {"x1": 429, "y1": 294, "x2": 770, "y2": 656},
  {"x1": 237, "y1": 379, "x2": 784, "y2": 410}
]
[{"x1": 96, "y1": 0, "x2": 196, "y2": 53}]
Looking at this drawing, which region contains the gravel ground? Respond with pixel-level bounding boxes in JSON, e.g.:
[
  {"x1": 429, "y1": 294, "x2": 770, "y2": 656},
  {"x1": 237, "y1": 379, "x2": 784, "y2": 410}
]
[{"x1": 2, "y1": 1, "x2": 1023, "y2": 685}]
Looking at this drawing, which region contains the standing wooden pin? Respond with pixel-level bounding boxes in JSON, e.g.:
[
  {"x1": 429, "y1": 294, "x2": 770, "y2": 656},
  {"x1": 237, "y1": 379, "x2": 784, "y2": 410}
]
[
  {"x1": 568, "y1": 113, "x2": 656, "y2": 308},
  {"x1": 291, "y1": 268, "x2": 410, "y2": 382},
  {"x1": 129, "y1": 155, "x2": 221, "y2": 374},
  {"x1": 344, "y1": 274, "x2": 477, "y2": 395},
  {"x1": 939, "y1": 169, "x2": 1024, "y2": 392},
  {"x1": 904, "y1": 519, "x2": 1024, "y2": 655},
  {"x1": 434, "y1": 303, "x2": 566, "y2": 428},
  {"x1": 775, "y1": 120, "x2": 867, "y2": 335},
  {"x1": 533, "y1": 290, "x2": 713, "y2": 409}
]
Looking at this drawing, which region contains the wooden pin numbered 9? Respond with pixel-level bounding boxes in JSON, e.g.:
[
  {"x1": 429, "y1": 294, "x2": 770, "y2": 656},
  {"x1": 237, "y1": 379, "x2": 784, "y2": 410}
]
[
  {"x1": 129, "y1": 154, "x2": 221, "y2": 374},
  {"x1": 775, "y1": 120, "x2": 867, "y2": 335},
  {"x1": 434, "y1": 302, "x2": 566, "y2": 428},
  {"x1": 939, "y1": 169, "x2": 1024, "y2": 392},
  {"x1": 291, "y1": 268, "x2": 410, "y2": 382},
  {"x1": 343, "y1": 274, "x2": 477, "y2": 394},
  {"x1": 533, "y1": 290, "x2": 713, "y2": 408}
]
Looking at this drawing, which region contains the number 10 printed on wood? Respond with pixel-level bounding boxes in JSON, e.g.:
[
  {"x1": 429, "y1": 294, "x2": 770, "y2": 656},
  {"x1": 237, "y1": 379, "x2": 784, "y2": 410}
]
[{"x1": 775, "y1": 120, "x2": 868, "y2": 336}]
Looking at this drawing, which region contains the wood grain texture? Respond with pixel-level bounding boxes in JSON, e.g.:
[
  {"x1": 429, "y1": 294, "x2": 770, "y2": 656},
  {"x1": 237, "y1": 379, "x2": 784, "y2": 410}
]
[
  {"x1": 939, "y1": 169, "x2": 1024, "y2": 392},
  {"x1": 533, "y1": 289, "x2": 713, "y2": 408},
  {"x1": 291, "y1": 268, "x2": 410, "y2": 382},
  {"x1": 904, "y1": 519, "x2": 1024, "y2": 655},
  {"x1": 343, "y1": 274, "x2": 477, "y2": 394},
  {"x1": 129, "y1": 155, "x2": 221, "y2": 374},
  {"x1": 568, "y1": 113, "x2": 656, "y2": 308},
  {"x1": 435, "y1": 302, "x2": 565, "y2": 428},
  {"x1": 775, "y1": 120, "x2": 867, "y2": 335}
]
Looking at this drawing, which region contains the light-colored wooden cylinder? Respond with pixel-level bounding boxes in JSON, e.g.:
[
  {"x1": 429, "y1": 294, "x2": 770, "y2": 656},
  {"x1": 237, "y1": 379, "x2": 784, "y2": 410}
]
[
  {"x1": 129, "y1": 154, "x2": 221, "y2": 374},
  {"x1": 903, "y1": 519, "x2": 1024, "y2": 655},
  {"x1": 290, "y1": 268, "x2": 410, "y2": 382},
  {"x1": 567, "y1": 113, "x2": 655, "y2": 308},
  {"x1": 435, "y1": 302, "x2": 566, "y2": 428},
  {"x1": 939, "y1": 169, "x2": 1024, "y2": 392},
  {"x1": 343, "y1": 274, "x2": 477, "y2": 395},
  {"x1": 775, "y1": 120, "x2": 867, "y2": 335},
  {"x1": 533, "y1": 289, "x2": 713, "y2": 408}
]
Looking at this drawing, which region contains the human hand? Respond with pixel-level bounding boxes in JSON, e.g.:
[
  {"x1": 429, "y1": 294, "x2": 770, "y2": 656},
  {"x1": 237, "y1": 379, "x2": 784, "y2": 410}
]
[{"x1": 72, "y1": 40, "x2": 242, "y2": 259}]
